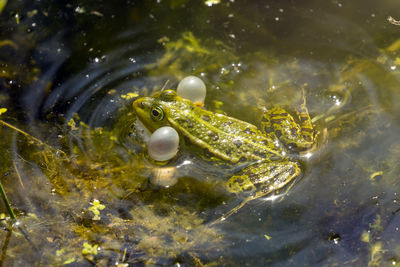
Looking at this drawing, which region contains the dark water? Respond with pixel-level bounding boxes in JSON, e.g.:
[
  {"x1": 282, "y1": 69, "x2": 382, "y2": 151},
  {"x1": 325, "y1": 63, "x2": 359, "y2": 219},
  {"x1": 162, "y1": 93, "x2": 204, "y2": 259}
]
[{"x1": 1, "y1": 0, "x2": 400, "y2": 266}]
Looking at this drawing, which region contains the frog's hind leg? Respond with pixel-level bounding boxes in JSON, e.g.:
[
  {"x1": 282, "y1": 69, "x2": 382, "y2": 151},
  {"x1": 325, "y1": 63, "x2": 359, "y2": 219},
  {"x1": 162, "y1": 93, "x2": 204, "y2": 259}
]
[
  {"x1": 261, "y1": 88, "x2": 315, "y2": 151},
  {"x1": 210, "y1": 161, "x2": 300, "y2": 226}
]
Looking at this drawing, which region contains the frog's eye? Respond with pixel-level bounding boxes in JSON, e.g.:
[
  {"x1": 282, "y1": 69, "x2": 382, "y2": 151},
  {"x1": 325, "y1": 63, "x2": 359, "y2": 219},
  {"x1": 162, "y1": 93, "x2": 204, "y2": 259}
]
[
  {"x1": 150, "y1": 106, "x2": 165, "y2": 121},
  {"x1": 160, "y1": 90, "x2": 177, "y2": 101}
]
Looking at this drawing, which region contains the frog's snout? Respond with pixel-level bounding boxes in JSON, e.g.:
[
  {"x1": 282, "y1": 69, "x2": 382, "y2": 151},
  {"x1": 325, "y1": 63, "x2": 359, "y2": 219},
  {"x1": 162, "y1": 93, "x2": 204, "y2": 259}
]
[
  {"x1": 133, "y1": 98, "x2": 147, "y2": 111},
  {"x1": 132, "y1": 99, "x2": 141, "y2": 110}
]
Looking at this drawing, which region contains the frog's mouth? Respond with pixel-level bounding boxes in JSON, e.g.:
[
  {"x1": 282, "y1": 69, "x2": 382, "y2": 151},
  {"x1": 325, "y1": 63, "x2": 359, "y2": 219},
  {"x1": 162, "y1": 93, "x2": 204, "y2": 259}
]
[
  {"x1": 132, "y1": 98, "x2": 146, "y2": 115},
  {"x1": 133, "y1": 97, "x2": 152, "y2": 131}
]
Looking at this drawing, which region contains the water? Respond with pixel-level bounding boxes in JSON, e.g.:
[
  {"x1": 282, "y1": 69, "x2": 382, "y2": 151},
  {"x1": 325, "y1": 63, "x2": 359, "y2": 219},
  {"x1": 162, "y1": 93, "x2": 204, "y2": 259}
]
[{"x1": 1, "y1": 0, "x2": 400, "y2": 265}]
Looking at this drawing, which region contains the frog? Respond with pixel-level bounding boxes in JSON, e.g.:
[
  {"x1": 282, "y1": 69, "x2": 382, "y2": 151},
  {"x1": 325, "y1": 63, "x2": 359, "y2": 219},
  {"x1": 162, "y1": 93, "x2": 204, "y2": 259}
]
[{"x1": 133, "y1": 88, "x2": 316, "y2": 223}]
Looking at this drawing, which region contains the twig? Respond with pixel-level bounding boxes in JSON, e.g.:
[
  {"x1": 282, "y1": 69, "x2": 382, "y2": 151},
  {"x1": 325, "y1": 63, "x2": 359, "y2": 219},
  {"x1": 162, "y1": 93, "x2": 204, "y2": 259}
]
[
  {"x1": 0, "y1": 180, "x2": 16, "y2": 221},
  {"x1": 0, "y1": 120, "x2": 44, "y2": 146},
  {"x1": 1, "y1": 175, "x2": 38, "y2": 253},
  {"x1": 0, "y1": 119, "x2": 67, "y2": 158},
  {"x1": 0, "y1": 222, "x2": 12, "y2": 267},
  {"x1": 161, "y1": 79, "x2": 170, "y2": 91},
  {"x1": 12, "y1": 161, "x2": 24, "y2": 189}
]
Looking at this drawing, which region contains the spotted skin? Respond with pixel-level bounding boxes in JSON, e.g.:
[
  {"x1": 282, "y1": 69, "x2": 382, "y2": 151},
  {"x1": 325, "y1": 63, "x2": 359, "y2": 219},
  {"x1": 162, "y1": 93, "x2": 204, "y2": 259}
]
[
  {"x1": 261, "y1": 88, "x2": 315, "y2": 150},
  {"x1": 133, "y1": 90, "x2": 287, "y2": 164},
  {"x1": 227, "y1": 160, "x2": 300, "y2": 197},
  {"x1": 133, "y1": 89, "x2": 316, "y2": 221}
]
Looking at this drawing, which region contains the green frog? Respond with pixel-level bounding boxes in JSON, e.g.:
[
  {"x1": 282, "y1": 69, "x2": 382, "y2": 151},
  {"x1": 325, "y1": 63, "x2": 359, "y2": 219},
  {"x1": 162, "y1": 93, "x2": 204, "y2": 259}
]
[{"x1": 133, "y1": 89, "x2": 316, "y2": 222}]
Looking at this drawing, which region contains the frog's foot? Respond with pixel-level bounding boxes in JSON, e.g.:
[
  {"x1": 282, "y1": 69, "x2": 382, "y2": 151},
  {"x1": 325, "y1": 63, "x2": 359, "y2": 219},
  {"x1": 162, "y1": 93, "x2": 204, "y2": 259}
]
[
  {"x1": 209, "y1": 160, "x2": 301, "y2": 226},
  {"x1": 261, "y1": 88, "x2": 316, "y2": 151},
  {"x1": 299, "y1": 127, "x2": 328, "y2": 162},
  {"x1": 295, "y1": 87, "x2": 316, "y2": 148}
]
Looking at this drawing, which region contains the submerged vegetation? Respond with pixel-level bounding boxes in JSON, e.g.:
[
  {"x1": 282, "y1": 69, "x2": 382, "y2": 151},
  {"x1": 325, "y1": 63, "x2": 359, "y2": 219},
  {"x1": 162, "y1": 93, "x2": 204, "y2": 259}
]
[{"x1": 0, "y1": 111, "x2": 225, "y2": 265}]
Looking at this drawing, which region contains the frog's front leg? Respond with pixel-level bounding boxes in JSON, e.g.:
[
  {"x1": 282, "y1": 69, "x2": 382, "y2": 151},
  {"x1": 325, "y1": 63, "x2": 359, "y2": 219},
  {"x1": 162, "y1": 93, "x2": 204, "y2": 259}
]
[
  {"x1": 262, "y1": 88, "x2": 315, "y2": 150},
  {"x1": 210, "y1": 160, "x2": 301, "y2": 226}
]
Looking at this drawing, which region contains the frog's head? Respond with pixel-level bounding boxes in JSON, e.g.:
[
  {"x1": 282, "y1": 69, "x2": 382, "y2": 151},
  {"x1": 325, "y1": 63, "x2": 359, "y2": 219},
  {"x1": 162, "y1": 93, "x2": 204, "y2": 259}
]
[{"x1": 133, "y1": 89, "x2": 194, "y2": 133}]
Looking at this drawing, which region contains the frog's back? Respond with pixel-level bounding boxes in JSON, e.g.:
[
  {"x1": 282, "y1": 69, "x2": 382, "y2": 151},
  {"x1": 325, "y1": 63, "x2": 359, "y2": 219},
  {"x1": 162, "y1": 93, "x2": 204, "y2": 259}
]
[{"x1": 166, "y1": 100, "x2": 285, "y2": 163}]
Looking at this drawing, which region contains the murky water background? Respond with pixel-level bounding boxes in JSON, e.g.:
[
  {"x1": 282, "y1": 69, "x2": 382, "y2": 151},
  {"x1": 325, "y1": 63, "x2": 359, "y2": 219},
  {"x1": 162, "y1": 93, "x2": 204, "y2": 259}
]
[{"x1": 1, "y1": 0, "x2": 400, "y2": 265}]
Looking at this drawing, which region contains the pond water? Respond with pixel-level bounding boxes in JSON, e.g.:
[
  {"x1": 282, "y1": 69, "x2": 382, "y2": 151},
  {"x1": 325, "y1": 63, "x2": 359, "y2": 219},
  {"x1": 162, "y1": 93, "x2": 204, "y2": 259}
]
[{"x1": 1, "y1": 0, "x2": 400, "y2": 266}]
